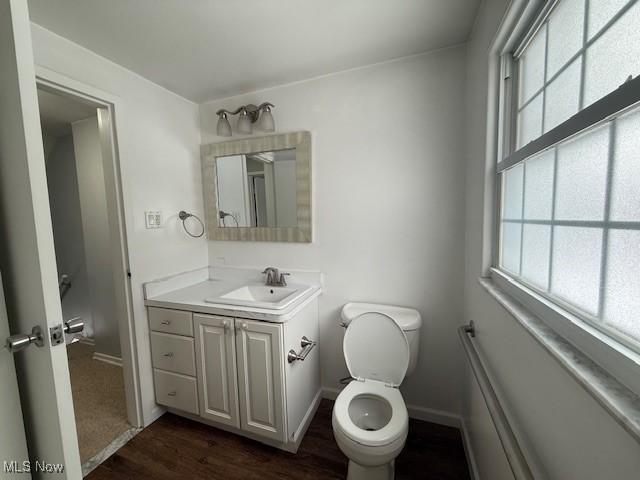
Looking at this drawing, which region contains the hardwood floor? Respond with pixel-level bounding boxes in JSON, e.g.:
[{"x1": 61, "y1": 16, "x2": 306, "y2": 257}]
[{"x1": 86, "y1": 400, "x2": 470, "y2": 480}]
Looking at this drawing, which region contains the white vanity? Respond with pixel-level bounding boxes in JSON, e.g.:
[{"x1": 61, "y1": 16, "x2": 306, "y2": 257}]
[{"x1": 143, "y1": 266, "x2": 322, "y2": 452}]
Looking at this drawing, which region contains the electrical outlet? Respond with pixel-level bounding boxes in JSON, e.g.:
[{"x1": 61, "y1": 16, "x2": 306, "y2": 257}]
[{"x1": 145, "y1": 211, "x2": 162, "y2": 229}]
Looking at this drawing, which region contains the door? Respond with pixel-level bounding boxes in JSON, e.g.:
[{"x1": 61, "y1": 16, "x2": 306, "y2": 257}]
[
  {"x1": 194, "y1": 314, "x2": 240, "y2": 427},
  {"x1": 0, "y1": 0, "x2": 82, "y2": 477},
  {"x1": 235, "y1": 319, "x2": 286, "y2": 441},
  {"x1": 0, "y1": 272, "x2": 30, "y2": 477}
]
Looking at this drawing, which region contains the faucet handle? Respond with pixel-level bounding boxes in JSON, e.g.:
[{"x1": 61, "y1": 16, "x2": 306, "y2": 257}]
[{"x1": 278, "y1": 272, "x2": 290, "y2": 286}]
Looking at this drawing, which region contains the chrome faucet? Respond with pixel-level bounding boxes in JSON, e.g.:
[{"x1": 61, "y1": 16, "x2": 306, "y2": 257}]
[{"x1": 261, "y1": 267, "x2": 290, "y2": 287}]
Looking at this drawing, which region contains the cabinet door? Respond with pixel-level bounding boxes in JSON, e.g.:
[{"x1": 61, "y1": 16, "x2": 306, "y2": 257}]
[
  {"x1": 194, "y1": 314, "x2": 239, "y2": 427},
  {"x1": 235, "y1": 319, "x2": 286, "y2": 441}
]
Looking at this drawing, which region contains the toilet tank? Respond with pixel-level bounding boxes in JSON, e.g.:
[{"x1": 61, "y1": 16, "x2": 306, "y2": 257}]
[{"x1": 341, "y1": 302, "x2": 422, "y2": 377}]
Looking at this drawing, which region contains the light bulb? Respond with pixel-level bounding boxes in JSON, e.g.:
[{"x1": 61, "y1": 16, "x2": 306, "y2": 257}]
[{"x1": 216, "y1": 113, "x2": 232, "y2": 137}]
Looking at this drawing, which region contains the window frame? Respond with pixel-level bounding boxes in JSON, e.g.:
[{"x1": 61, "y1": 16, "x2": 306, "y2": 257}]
[{"x1": 492, "y1": 0, "x2": 640, "y2": 396}]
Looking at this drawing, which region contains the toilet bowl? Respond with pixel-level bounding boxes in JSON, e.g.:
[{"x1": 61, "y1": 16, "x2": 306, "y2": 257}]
[{"x1": 332, "y1": 310, "x2": 414, "y2": 480}]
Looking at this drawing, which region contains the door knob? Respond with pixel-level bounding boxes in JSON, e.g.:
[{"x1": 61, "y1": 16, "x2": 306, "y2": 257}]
[
  {"x1": 5, "y1": 326, "x2": 44, "y2": 354},
  {"x1": 64, "y1": 317, "x2": 84, "y2": 334}
]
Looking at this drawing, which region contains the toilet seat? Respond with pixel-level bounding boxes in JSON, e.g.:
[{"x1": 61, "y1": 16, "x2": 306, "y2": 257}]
[
  {"x1": 333, "y1": 380, "x2": 408, "y2": 447},
  {"x1": 343, "y1": 312, "x2": 409, "y2": 386}
]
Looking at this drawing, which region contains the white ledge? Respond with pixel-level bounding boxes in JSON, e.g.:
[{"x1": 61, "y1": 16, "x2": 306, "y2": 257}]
[{"x1": 479, "y1": 276, "x2": 640, "y2": 444}]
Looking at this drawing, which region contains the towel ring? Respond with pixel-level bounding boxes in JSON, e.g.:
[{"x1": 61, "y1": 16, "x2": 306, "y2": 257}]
[{"x1": 178, "y1": 210, "x2": 205, "y2": 238}]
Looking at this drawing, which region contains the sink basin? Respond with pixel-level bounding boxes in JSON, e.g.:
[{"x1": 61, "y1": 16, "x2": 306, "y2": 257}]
[{"x1": 205, "y1": 284, "x2": 313, "y2": 310}]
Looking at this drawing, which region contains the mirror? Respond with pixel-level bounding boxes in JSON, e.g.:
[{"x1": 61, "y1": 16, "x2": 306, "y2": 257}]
[
  {"x1": 215, "y1": 149, "x2": 297, "y2": 228},
  {"x1": 201, "y1": 131, "x2": 311, "y2": 242}
]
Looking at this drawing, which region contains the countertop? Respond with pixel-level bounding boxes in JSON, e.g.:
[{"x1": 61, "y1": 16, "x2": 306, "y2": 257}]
[{"x1": 144, "y1": 279, "x2": 321, "y2": 323}]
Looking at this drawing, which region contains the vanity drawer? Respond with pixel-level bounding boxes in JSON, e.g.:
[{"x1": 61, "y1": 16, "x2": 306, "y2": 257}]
[
  {"x1": 149, "y1": 307, "x2": 193, "y2": 337},
  {"x1": 153, "y1": 369, "x2": 199, "y2": 415},
  {"x1": 150, "y1": 332, "x2": 196, "y2": 376}
]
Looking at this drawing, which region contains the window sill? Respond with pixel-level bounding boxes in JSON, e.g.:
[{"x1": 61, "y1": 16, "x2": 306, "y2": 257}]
[{"x1": 478, "y1": 275, "x2": 640, "y2": 444}]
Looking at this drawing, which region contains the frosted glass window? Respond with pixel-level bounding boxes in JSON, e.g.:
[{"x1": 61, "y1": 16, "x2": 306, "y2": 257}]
[
  {"x1": 544, "y1": 57, "x2": 581, "y2": 132},
  {"x1": 610, "y1": 107, "x2": 640, "y2": 221},
  {"x1": 546, "y1": 0, "x2": 584, "y2": 77},
  {"x1": 517, "y1": 94, "x2": 543, "y2": 148},
  {"x1": 502, "y1": 164, "x2": 524, "y2": 219},
  {"x1": 501, "y1": 222, "x2": 522, "y2": 274},
  {"x1": 554, "y1": 125, "x2": 609, "y2": 220},
  {"x1": 604, "y1": 230, "x2": 640, "y2": 342},
  {"x1": 519, "y1": 26, "x2": 546, "y2": 105},
  {"x1": 588, "y1": 0, "x2": 630, "y2": 40},
  {"x1": 523, "y1": 150, "x2": 555, "y2": 220},
  {"x1": 551, "y1": 226, "x2": 603, "y2": 315},
  {"x1": 521, "y1": 224, "x2": 551, "y2": 290},
  {"x1": 584, "y1": 2, "x2": 640, "y2": 107}
]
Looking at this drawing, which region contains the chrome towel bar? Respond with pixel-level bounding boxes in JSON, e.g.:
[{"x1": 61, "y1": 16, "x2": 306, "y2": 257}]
[
  {"x1": 459, "y1": 323, "x2": 534, "y2": 480},
  {"x1": 287, "y1": 336, "x2": 316, "y2": 363}
]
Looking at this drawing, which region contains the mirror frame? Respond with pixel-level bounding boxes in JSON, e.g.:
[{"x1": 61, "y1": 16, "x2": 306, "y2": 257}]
[{"x1": 201, "y1": 131, "x2": 312, "y2": 242}]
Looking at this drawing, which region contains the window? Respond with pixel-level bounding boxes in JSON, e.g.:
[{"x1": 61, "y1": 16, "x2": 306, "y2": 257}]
[{"x1": 497, "y1": 0, "x2": 640, "y2": 350}]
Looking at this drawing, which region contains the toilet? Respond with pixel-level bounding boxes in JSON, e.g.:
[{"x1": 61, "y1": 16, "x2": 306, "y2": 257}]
[{"x1": 332, "y1": 303, "x2": 422, "y2": 480}]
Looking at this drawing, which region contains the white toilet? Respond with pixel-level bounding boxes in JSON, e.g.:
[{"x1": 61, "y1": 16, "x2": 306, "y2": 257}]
[{"x1": 332, "y1": 303, "x2": 422, "y2": 480}]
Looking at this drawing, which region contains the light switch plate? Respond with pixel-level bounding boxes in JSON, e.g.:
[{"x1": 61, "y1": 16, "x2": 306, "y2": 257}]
[{"x1": 145, "y1": 211, "x2": 162, "y2": 229}]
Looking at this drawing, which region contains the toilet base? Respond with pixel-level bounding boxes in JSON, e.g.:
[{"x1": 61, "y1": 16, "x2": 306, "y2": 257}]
[{"x1": 347, "y1": 459, "x2": 395, "y2": 480}]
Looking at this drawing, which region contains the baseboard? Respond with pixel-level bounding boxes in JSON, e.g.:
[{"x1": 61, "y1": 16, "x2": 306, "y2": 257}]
[
  {"x1": 460, "y1": 417, "x2": 480, "y2": 480},
  {"x1": 78, "y1": 337, "x2": 95, "y2": 346},
  {"x1": 145, "y1": 405, "x2": 166, "y2": 428},
  {"x1": 92, "y1": 352, "x2": 123, "y2": 367},
  {"x1": 322, "y1": 387, "x2": 462, "y2": 428}
]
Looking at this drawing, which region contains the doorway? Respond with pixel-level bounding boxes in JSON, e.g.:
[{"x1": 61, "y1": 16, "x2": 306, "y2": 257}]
[{"x1": 36, "y1": 81, "x2": 140, "y2": 475}]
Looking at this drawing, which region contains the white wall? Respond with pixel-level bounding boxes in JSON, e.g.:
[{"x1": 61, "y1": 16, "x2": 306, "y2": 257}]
[
  {"x1": 31, "y1": 23, "x2": 207, "y2": 425},
  {"x1": 72, "y1": 116, "x2": 120, "y2": 357},
  {"x1": 462, "y1": 1, "x2": 640, "y2": 478},
  {"x1": 45, "y1": 133, "x2": 94, "y2": 339},
  {"x1": 200, "y1": 47, "x2": 468, "y2": 417}
]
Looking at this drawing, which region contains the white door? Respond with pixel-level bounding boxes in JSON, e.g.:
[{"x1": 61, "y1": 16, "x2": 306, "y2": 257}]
[
  {"x1": 235, "y1": 319, "x2": 286, "y2": 442},
  {"x1": 0, "y1": 272, "x2": 31, "y2": 478},
  {"x1": 0, "y1": 0, "x2": 82, "y2": 477},
  {"x1": 194, "y1": 314, "x2": 240, "y2": 427}
]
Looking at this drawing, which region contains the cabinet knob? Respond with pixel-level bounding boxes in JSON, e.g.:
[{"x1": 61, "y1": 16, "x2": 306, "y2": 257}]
[{"x1": 222, "y1": 320, "x2": 229, "y2": 332}]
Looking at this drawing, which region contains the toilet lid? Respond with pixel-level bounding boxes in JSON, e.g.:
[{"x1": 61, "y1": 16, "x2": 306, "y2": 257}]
[{"x1": 343, "y1": 312, "x2": 409, "y2": 387}]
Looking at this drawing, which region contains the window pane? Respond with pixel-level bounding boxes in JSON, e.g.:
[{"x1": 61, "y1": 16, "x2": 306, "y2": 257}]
[
  {"x1": 544, "y1": 57, "x2": 582, "y2": 132},
  {"x1": 521, "y1": 224, "x2": 551, "y2": 290},
  {"x1": 501, "y1": 222, "x2": 522, "y2": 274},
  {"x1": 555, "y1": 125, "x2": 609, "y2": 220},
  {"x1": 517, "y1": 94, "x2": 543, "y2": 148},
  {"x1": 523, "y1": 150, "x2": 555, "y2": 220},
  {"x1": 547, "y1": 0, "x2": 585, "y2": 77},
  {"x1": 519, "y1": 25, "x2": 546, "y2": 105},
  {"x1": 551, "y1": 226, "x2": 603, "y2": 315},
  {"x1": 610, "y1": 106, "x2": 640, "y2": 221},
  {"x1": 588, "y1": 0, "x2": 630, "y2": 40},
  {"x1": 604, "y1": 229, "x2": 640, "y2": 342},
  {"x1": 584, "y1": 1, "x2": 640, "y2": 107},
  {"x1": 502, "y1": 164, "x2": 524, "y2": 219}
]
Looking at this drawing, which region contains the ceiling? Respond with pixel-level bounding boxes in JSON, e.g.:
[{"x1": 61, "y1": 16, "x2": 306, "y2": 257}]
[
  {"x1": 37, "y1": 89, "x2": 97, "y2": 137},
  {"x1": 28, "y1": 0, "x2": 479, "y2": 103}
]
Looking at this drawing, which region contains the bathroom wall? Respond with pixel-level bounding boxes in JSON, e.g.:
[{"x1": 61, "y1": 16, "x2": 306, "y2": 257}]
[
  {"x1": 72, "y1": 116, "x2": 120, "y2": 358},
  {"x1": 462, "y1": 0, "x2": 640, "y2": 477},
  {"x1": 31, "y1": 23, "x2": 207, "y2": 425},
  {"x1": 200, "y1": 47, "x2": 468, "y2": 419},
  {"x1": 44, "y1": 132, "x2": 94, "y2": 340}
]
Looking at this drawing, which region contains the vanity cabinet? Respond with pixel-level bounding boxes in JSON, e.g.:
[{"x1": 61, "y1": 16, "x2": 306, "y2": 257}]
[
  {"x1": 193, "y1": 314, "x2": 240, "y2": 428},
  {"x1": 148, "y1": 297, "x2": 320, "y2": 452},
  {"x1": 235, "y1": 319, "x2": 285, "y2": 441}
]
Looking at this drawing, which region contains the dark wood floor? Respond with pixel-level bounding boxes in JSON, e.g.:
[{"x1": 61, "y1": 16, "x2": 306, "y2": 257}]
[{"x1": 86, "y1": 399, "x2": 470, "y2": 480}]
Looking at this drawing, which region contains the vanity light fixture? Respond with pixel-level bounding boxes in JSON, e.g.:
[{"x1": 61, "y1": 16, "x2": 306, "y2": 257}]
[{"x1": 215, "y1": 102, "x2": 275, "y2": 137}]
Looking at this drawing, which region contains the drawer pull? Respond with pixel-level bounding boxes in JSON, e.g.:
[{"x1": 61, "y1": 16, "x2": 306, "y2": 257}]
[
  {"x1": 167, "y1": 391, "x2": 177, "y2": 397},
  {"x1": 161, "y1": 320, "x2": 171, "y2": 325},
  {"x1": 287, "y1": 336, "x2": 317, "y2": 363},
  {"x1": 163, "y1": 352, "x2": 174, "y2": 358}
]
